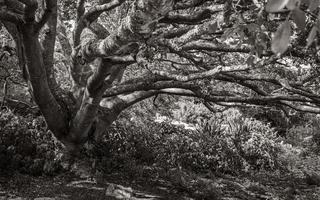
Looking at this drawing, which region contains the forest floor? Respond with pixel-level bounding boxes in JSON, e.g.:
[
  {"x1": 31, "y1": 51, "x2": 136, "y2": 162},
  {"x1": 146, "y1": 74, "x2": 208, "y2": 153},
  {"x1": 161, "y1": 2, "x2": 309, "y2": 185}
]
[{"x1": 1, "y1": 165, "x2": 320, "y2": 200}]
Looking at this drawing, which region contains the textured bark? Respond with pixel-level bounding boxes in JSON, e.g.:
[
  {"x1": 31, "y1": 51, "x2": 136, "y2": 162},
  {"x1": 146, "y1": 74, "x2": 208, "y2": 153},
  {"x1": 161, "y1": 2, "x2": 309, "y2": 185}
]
[
  {"x1": 82, "y1": 0, "x2": 174, "y2": 58},
  {"x1": 66, "y1": 88, "x2": 102, "y2": 147},
  {"x1": 41, "y1": 2, "x2": 58, "y2": 91},
  {"x1": 21, "y1": 22, "x2": 68, "y2": 140},
  {"x1": 2, "y1": 0, "x2": 320, "y2": 152},
  {"x1": 41, "y1": 1, "x2": 75, "y2": 122},
  {"x1": 65, "y1": 0, "x2": 175, "y2": 148},
  {"x1": 68, "y1": 59, "x2": 125, "y2": 147}
]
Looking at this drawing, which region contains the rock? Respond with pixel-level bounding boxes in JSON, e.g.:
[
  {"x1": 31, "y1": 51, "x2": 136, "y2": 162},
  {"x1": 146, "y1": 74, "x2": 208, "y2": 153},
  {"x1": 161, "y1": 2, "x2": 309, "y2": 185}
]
[
  {"x1": 34, "y1": 198, "x2": 56, "y2": 200},
  {"x1": 105, "y1": 183, "x2": 133, "y2": 199}
]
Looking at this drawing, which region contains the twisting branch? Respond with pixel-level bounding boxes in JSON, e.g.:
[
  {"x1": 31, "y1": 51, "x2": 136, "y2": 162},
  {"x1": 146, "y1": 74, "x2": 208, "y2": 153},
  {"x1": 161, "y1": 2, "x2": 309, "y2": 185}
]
[
  {"x1": 82, "y1": 0, "x2": 175, "y2": 58},
  {"x1": 84, "y1": 0, "x2": 126, "y2": 24},
  {"x1": 117, "y1": 91, "x2": 159, "y2": 110},
  {"x1": 0, "y1": 11, "x2": 24, "y2": 24},
  {"x1": 76, "y1": 0, "x2": 86, "y2": 21},
  {"x1": 18, "y1": 0, "x2": 38, "y2": 22},
  {"x1": 73, "y1": 0, "x2": 87, "y2": 47},
  {"x1": 284, "y1": 103, "x2": 320, "y2": 113},
  {"x1": 159, "y1": 9, "x2": 217, "y2": 24},
  {"x1": 158, "y1": 88, "x2": 320, "y2": 113},
  {"x1": 71, "y1": 1, "x2": 127, "y2": 87},
  {"x1": 181, "y1": 41, "x2": 252, "y2": 52},
  {"x1": 152, "y1": 65, "x2": 249, "y2": 82},
  {"x1": 163, "y1": 26, "x2": 193, "y2": 39},
  {"x1": 35, "y1": 0, "x2": 57, "y2": 32},
  {"x1": 103, "y1": 80, "x2": 197, "y2": 97},
  {"x1": 73, "y1": 0, "x2": 125, "y2": 48},
  {"x1": 5, "y1": 0, "x2": 25, "y2": 15},
  {"x1": 220, "y1": 73, "x2": 320, "y2": 104},
  {"x1": 17, "y1": 0, "x2": 36, "y2": 6},
  {"x1": 174, "y1": 0, "x2": 211, "y2": 10}
]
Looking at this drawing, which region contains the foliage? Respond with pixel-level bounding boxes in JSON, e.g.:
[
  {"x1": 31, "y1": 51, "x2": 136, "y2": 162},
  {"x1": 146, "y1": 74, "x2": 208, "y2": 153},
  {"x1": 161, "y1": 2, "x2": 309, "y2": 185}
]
[
  {"x1": 226, "y1": 112, "x2": 280, "y2": 169},
  {"x1": 58, "y1": 0, "x2": 77, "y2": 21},
  {"x1": 280, "y1": 114, "x2": 320, "y2": 152},
  {"x1": 311, "y1": 116, "x2": 320, "y2": 151},
  {"x1": 88, "y1": 108, "x2": 283, "y2": 175},
  {"x1": 0, "y1": 109, "x2": 64, "y2": 175},
  {"x1": 2, "y1": 0, "x2": 320, "y2": 151},
  {"x1": 286, "y1": 125, "x2": 313, "y2": 146},
  {"x1": 170, "y1": 99, "x2": 212, "y2": 124},
  {"x1": 1, "y1": 0, "x2": 320, "y2": 187}
]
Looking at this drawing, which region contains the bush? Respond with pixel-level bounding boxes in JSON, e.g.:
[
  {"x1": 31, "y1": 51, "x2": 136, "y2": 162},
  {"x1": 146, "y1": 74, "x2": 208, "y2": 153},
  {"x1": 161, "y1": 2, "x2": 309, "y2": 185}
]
[
  {"x1": 0, "y1": 108, "x2": 63, "y2": 175},
  {"x1": 286, "y1": 125, "x2": 313, "y2": 147},
  {"x1": 91, "y1": 108, "x2": 283, "y2": 175},
  {"x1": 187, "y1": 109, "x2": 282, "y2": 172},
  {"x1": 227, "y1": 115, "x2": 282, "y2": 170},
  {"x1": 311, "y1": 116, "x2": 320, "y2": 151},
  {"x1": 283, "y1": 115, "x2": 320, "y2": 153}
]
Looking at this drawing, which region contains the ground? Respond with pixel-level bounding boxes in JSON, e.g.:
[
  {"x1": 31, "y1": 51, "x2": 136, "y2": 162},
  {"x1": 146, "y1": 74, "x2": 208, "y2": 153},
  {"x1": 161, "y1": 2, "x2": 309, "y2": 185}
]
[
  {"x1": 1, "y1": 167, "x2": 320, "y2": 200},
  {"x1": 0, "y1": 171, "x2": 184, "y2": 200}
]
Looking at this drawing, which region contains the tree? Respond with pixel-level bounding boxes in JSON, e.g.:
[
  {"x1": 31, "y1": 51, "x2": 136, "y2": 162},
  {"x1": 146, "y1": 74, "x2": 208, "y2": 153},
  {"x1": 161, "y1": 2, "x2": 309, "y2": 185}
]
[{"x1": 0, "y1": 0, "x2": 320, "y2": 152}]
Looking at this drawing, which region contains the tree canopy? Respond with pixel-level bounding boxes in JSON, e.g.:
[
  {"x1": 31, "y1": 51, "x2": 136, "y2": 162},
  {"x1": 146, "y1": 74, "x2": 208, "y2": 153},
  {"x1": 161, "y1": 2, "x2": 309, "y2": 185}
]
[{"x1": 0, "y1": 0, "x2": 320, "y2": 151}]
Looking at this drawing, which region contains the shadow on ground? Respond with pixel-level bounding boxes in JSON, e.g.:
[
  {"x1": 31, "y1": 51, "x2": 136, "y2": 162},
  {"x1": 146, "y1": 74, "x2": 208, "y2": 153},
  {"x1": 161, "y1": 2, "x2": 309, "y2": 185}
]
[{"x1": 0, "y1": 172, "x2": 184, "y2": 200}]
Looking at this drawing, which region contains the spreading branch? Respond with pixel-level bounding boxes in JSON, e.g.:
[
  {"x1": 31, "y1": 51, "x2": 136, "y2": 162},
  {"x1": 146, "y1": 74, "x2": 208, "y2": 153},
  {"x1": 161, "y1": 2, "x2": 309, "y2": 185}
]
[
  {"x1": 152, "y1": 65, "x2": 249, "y2": 82},
  {"x1": 0, "y1": 11, "x2": 24, "y2": 24},
  {"x1": 81, "y1": 0, "x2": 174, "y2": 59},
  {"x1": 35, "y1": 0, "x2": 57, "y2": 32}
]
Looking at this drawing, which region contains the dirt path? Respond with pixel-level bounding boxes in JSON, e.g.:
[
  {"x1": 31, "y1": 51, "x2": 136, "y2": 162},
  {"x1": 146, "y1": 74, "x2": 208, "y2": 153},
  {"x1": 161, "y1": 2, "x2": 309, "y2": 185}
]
[
  {"x1": 1, "y1": 170, "x2": 320, "y2": 200},
  {"x1": 0, "y1": 172, "x2": 185, "y2": 200}
]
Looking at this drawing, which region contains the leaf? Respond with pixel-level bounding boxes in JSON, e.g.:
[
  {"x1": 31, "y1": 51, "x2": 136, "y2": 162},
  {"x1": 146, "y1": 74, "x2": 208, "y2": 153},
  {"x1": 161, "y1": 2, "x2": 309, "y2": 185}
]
[
  {"x1": 292, "y1": 8, "x2": 306, "y2": 31},
  {"x1": 266, "y1": 0, "x2": 290, "y2": 12},
  {"x1": 306, "y1": 26, "x2": 318, "y2": 47},
  {"x1": 308, "y1": 0, "x2": 320, "y2": 11},
  {"x1": 271, "y1": 21, "x2": 291, "y2": 55},
  {"x1": 287, "y1": 0, "x2": 301, "y2": 10}
]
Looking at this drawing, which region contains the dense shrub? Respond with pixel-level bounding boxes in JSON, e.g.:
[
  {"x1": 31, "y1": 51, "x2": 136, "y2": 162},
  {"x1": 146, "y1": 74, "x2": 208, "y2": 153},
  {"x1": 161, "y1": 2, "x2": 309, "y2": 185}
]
[
  {"x1": 311, "y1": 116, "x2": 320, "y2": 151},
  {"x1": 286, "y1": 125, "x2": 313, "y2": 147},
  {"x1": 282, "y1": 115, "x2": 320, "y2": 153},
  {"x1": 0, "y1": 104, "x2": 286, "y2": 176},
  {"x1": 0, "y1": 108, "x2": 63, "y2": 175},
  {"x1": 91, "y1": 109, "x2": 283, "y2": 174},
  {"x1": 227, "y1": 115, "x2": 282, "y2": 170},
  {"x1": 191, "y1": 109, "x2": 282, "y2": 172}
]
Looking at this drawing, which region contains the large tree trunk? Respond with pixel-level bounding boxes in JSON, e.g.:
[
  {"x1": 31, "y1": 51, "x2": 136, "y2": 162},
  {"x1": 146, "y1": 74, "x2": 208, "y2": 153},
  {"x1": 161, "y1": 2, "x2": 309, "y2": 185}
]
[
  {"x1": 65, "y1": 0, "x2": 174, "y2": 149},
  {"x1": 21, "y1": 22, "x2": 69, "y2": 140},
  {"x1": 0, "y1": 0, "x2": 174, "y2": 151}
]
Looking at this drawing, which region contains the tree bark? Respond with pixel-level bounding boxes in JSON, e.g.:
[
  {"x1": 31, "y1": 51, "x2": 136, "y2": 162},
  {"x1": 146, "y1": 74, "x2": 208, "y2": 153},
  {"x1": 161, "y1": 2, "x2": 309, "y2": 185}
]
[
  {"x1": 0, "y1": 0, "x2": 175, "y2": 150},
  {"x1": 21, "y1": 22, "x2": 69, "y2": 140},
  {"x1": 66, "y1": 0, "x2": 175, "y2": 149}
]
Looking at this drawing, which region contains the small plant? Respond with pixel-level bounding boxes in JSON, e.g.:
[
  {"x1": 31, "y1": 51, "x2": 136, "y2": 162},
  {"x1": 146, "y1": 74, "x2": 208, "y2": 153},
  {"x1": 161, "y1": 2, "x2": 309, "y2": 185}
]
[
  {"x1": 0, "y1": 108, "x2": 63, "y2": 175},
  {"x1": 225, "y1": 110, "x2": 282, "y2": 171}
]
